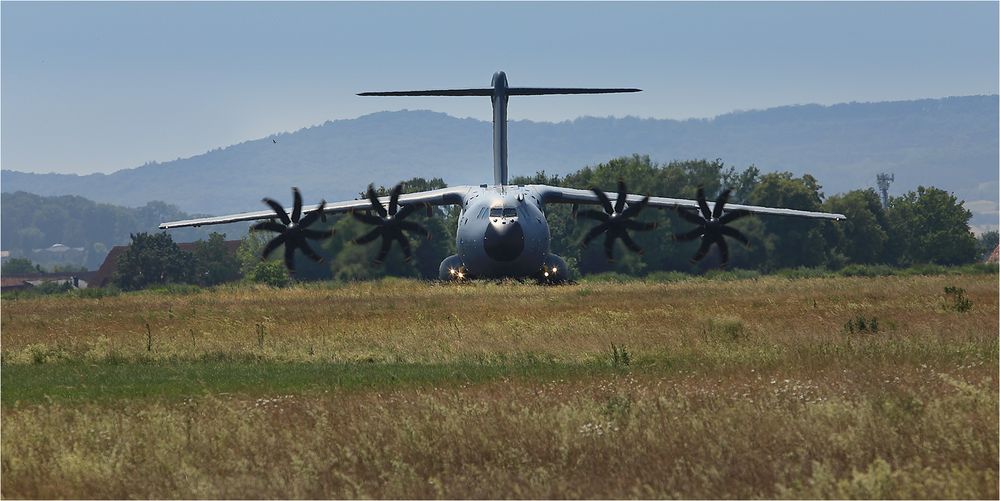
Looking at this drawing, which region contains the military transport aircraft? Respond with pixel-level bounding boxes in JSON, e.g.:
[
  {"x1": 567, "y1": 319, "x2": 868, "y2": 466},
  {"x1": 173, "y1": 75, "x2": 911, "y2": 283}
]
[{"x1": 159, "y1": 71, "x2": 845, "y2": 281}]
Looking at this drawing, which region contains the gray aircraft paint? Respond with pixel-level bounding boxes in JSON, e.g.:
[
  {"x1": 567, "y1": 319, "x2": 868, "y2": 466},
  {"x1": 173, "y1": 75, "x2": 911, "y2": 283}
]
[{"x1": 450, "y1": 185, "x2": 554, "y2": 279}]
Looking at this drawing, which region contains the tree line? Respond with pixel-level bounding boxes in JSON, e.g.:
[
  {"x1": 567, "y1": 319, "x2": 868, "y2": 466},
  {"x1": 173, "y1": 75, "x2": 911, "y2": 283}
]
[{"x1": 40, "y1": 156, "x2": 993, "y2": 290}]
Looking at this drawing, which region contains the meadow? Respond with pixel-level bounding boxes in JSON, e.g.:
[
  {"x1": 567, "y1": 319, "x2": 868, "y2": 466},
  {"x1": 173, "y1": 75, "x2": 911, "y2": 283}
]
[{"x1": 2, "y1": 273, "x2": 997, "y2": 498}]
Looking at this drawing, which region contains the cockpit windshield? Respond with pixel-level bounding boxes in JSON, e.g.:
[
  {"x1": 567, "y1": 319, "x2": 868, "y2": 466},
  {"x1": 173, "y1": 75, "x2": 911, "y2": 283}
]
[{"x1": 490, "y1": 207, "x2": 518, "y2": 218}]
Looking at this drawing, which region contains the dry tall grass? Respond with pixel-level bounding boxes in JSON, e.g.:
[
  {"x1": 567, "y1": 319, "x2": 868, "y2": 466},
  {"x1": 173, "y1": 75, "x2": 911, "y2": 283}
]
[
  {"x1": 2, "y1": 275, "x2": 997, "y2": 498},
  {"x1": 2, "y1": 275, "x2": 996, "y2": 365}
]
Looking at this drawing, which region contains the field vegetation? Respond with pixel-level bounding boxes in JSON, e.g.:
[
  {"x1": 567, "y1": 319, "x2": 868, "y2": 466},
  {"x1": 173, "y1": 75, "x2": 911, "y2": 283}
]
[{"x1": 2, "y1": 273, "x2": 997, "y2": 498}]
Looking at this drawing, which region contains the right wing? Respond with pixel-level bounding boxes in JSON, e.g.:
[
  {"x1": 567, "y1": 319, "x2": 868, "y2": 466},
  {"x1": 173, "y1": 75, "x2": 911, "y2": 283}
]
[
  {"x1": 531, "y1": 185, "x2": 846, "y2": 220},
  {"x1": 158, "y1": 186, "x2": 471, "y2": 229}
]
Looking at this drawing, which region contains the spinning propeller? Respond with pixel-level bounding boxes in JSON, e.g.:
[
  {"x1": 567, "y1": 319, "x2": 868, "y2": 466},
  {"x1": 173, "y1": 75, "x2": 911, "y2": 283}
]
[
  {"x1": 577, "y1": 180, "x2": 657, "y2": 261},
  {"x1": 351, "y1": 184, "x2": 431, "y2": 264},
  {"x1": 252, "y1": 188, "x2": 334, "y2": 273},
  {"x1": 673, "y1": 187, "x2": 751, "y2": 267}
]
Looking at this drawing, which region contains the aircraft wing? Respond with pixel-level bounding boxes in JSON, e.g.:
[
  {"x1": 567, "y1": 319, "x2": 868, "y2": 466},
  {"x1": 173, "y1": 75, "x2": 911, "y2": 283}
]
[
  {"x1": 158, "y1": 186, "x2": 472, "y2": 229},
  {"x1": 530, "y1": 185, "x2": 846, "y2": 220}
]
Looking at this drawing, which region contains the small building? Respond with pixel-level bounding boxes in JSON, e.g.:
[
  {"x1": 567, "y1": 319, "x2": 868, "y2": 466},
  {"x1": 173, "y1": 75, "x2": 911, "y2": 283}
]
[
  {"x1": 1, "y1": 276, "x2": 32, "y2": 292},
  {"x1": 0, "y1": 272, "x2": 94, "y2": 292}
]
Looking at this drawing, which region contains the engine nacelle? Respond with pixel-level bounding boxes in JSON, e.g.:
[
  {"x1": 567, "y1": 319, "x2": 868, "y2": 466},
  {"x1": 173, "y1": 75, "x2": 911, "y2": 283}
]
[{"x1": 438, "y1": 254, "x2": 469, "y2": 281}]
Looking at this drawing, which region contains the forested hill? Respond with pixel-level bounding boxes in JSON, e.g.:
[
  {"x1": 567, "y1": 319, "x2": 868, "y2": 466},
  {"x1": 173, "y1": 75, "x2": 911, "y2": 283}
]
[
  {"x1": 2, "y1": 95, "x2": 997, "y2": 227},
  {"x1": 0, "y1": 191, "x2": 248, "y2": 270}
]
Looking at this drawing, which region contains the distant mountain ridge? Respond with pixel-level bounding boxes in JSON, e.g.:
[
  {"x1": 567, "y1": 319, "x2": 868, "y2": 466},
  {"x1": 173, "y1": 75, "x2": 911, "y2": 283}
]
[{"x1": 3, "y1": 95, "x2": 997, "y2": 228}]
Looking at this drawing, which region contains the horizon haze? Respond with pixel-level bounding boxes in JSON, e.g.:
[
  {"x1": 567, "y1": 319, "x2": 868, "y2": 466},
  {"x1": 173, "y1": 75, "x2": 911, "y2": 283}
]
[{"x1": 2, "y1": 2, "x2": 998, "y2": 175}]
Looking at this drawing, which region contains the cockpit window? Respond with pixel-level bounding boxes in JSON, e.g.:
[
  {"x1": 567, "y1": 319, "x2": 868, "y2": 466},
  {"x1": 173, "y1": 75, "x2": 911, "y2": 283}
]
[{"x1": 489, "y1": 207, "x2": 519, "y2": 218}]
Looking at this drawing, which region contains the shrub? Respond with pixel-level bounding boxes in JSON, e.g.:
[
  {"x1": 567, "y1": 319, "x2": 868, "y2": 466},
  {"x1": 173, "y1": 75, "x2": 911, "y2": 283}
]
[
  {"x1": 839, "y1": 264, "x2": 896, "y2": 277},
  {"x1": 244, "y1": 260, "x2": 292, "y2": 287},
  {"x1": 943, "y1": 286, "x2": 972, "y2": 312},
  {"x1": 579, "y1": 272, "x2": 637, "y2": 284},
  {"x1": 74, "y1": 287, "x2": 121, "y2": 299},
  {"x1": 643, "y1": 271, "x2": 692, "y2": 283},
  {"x1": 776, "y1": 267, "x2": 834, "y2": 279},
  {"x1": 704, "y1": 268, "x2": 762, "y2": 281},
  {"x1": 844, "y1": 315, "x2": 880, "y2": 334},
  {"x1": 609, "y1": 343, "x2": 631, "y2": 368},
  {"x1": 707, "y1": 316, "x2": 748, "y2": 341}
]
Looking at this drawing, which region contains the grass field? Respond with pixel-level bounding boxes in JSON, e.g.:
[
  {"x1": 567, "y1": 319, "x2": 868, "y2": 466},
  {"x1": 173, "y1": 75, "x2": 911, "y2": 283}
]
[{"x1": 2, "y1": 274, "x2": 997, "y2": 498}]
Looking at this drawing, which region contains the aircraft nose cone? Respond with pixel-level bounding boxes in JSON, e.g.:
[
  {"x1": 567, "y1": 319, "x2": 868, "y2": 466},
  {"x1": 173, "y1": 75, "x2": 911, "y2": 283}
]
[{"x1": 484, "y1": 220, "x2": 524, "y2": 262}]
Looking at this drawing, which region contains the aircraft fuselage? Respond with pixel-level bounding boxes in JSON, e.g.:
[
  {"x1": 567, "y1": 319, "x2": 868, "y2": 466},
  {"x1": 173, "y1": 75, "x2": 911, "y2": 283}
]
[{"x1": 441, "y1": 185, "x2": 566, "y2": 281}]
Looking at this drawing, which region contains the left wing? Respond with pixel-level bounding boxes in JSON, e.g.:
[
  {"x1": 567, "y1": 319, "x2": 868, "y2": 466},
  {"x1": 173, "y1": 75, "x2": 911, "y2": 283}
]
[
  {"x1": 159, "y1": 186, "x2": 471, "y2": 229},
  {"x1": 530, "y1": 185, "x2": 845, "y2": 220}
]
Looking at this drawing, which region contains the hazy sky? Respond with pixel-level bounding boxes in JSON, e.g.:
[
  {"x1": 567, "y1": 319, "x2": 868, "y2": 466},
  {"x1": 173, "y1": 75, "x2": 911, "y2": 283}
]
[{"x1": 2, "y1": 2, "x2": 997, "y2": 175}]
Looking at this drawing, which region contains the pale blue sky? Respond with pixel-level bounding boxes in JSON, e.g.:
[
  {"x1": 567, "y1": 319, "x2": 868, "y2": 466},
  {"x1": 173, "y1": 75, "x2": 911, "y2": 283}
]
[{"x1": 2, "y1": 1, "x2": 997, "y2": 175}]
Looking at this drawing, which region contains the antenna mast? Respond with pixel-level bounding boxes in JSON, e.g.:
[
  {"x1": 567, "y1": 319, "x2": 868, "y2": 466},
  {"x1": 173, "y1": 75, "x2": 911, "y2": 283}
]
[{"x1": 876, "y1": 173, "x2": 894, "y2": 209}]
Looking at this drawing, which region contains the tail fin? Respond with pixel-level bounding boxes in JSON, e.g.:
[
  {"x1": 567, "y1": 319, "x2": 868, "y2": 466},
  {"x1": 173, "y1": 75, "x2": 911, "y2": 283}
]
[{"x1": 359, "y1": 71, "x2": 641, "y2": 186}]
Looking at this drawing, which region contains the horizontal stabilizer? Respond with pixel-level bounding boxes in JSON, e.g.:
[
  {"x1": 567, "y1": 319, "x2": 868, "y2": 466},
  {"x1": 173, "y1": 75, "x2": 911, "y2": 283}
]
[
  {"x1": 359, "y1": 88, "x2": 641, "y2": 97},
  {"x1": 508, "y1": 87, "x2": 641, "y2": 95},
  {"x1": 358, "y1": 88, "x2": 493, "y2": 96}
]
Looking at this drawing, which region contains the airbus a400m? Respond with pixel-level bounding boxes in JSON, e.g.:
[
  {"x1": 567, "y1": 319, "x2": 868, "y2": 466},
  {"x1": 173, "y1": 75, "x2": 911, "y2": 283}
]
[{"x1": 160, "y1": 71, "x2": 845, "y2": 281}]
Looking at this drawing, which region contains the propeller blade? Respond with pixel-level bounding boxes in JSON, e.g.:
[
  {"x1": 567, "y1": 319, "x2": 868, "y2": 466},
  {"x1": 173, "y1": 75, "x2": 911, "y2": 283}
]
[
  {"x1": 353, "y1": 227, "x2": 382, "y2": 245},
  {"x1": 388, "y1": 184, "x2": 402, "y2": 216},
  {"x1": 262, "y1": 198, "x2": 291, "y2": 225},
  {"x1": 395, "y1": 233, "x2": 413, "y2": 262},
  {"x1": 252, "y1": 221, "x2": 287, "y2": 234},
  {"x1": 713, "y1": 189, "x2": 731, "y2": 219},
  {"x1": 592, "y1": 188, "x2": 614, "y2": 214},
  {"x1": 298, "y1": 239, "x2": 324, "y2": 263},
  {"x1": 676, "y1": 208, "x2": 707, "y2": 226},
  {"x1": 619, "y1": 231, "x2": 643, "y2": 254},
  {"x1": 283, "y1": 243, "x2": 297, "y2": 273},
  {"x1": 603, "y1": 232, "x2": 618, "y2": 261},
  {"x1": 351, "y1": 211, "x2": 384, "y2": 226},
  {"x1": 261, "y1": 233, "x2": 288, "y2": 259},
  {"x1": 719, "y1": 225, "x2": 751, "y2": 247},
  {"x1": 576, "y1": 209, "x2": 610, "y2": 222},
  {"x1": 696, "y1": 187, "x2": 712, "y2": 220},
  {"x1": 717, "y1": 236, "x2": 730, "y2": 267},
  {"x1": 623, "y1": 219, "x2": 657, "y2": 232},
  {"x1": 690, "y1": 238, "x2": 713, "y2": 264},
  {"x1": 291, "y1": 187, "x2": 303, "y2": 223},
  {"x1": 719, "y1": 210, "x2": 751, "y2": 225},
  {"x1": 374, "y1": 235, "x2": 393, "y2": 264},
  {"x1": 398, "y1": 221, "x2": 430, "y2": 239},
  {"x1": 300, "y1": 228, "x2": 335, "y2": 240},
  {"x1": 367, "y1": 185, "x2": 387, "y2": 218},
  {"x1": 394, "y1": 204, "x2": 418, "y2": 221},
  {"x1": 673, "y1": 228, "x2": 703, "y2": 242},
  {"x1": 298, "y1": 201, "x2": 327, "y2": 228},
  {"x1": 621, "y1": 196, "x2": 650, "y2": 218},
  {"x1": 581, "y1": 222, "x2": 611, "y2": 246},
  {"x1": 614, "y1": 180, "x2": 627, "y2": 213}
]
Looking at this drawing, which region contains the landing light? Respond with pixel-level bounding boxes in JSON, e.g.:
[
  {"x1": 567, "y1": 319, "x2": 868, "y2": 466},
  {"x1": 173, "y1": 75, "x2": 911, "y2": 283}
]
[
  {"x1": 457, "y1": 272, "x2": 465, "y2": 279},
  {"x1": 552, "y1": 267, "x2": 558, "y2": 273},
  {"x1": 544, "y1": 271, "x2": 550, "y2": 277},
  {"x1": 449, "y1": 268, "x2": 456, "y2": 275}
]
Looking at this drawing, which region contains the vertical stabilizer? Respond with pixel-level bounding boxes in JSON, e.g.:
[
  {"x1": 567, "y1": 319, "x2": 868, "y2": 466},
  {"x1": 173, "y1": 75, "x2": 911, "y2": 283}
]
[
  {"x1": 490, "y1": 71, "x2": 510, "y2": 186},
  {"x1": 359, "y1": 72, "x2": 640, "y2": 186}
]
